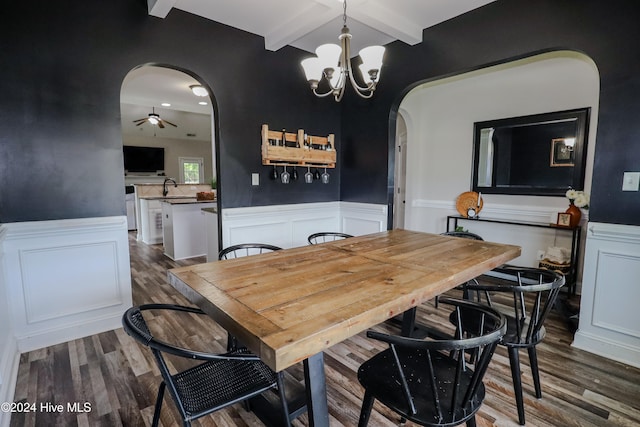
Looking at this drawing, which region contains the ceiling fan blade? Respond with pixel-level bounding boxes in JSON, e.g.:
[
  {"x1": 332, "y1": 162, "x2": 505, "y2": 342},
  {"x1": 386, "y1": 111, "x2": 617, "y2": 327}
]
[
  {"x1": 133, "y1": 118, "x2": 147, "y2": 123},
  {"x1": 162, "y1": 119, "x2": 177, "y2": 127},
  {"x1": 158, "y1": 121, "x2": 165, "y2": 129},
  {"x1": 135, "y1": 121, "x2": 146, "y2": 126}
]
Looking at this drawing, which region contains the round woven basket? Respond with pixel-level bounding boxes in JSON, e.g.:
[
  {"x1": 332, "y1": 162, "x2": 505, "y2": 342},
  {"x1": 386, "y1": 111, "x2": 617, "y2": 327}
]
[{"x1": 456, "y1": 191, "x2": 484, "y2": 217}]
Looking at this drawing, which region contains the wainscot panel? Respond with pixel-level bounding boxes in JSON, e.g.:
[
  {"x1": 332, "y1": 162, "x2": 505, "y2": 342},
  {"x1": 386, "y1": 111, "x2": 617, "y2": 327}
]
[
  {"x1": 573, "y1": 222, "x2": 640, "y2": 369},
  {"x1": 220, "y1": 202, "x2": 387, "y2": 251},
  {"x1": 1, "y1": 216, "x2": 133, "y2": 353}
]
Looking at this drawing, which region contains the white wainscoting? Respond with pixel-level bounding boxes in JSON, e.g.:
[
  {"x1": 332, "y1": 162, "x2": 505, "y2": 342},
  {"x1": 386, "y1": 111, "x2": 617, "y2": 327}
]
[
  {"x1": 573, "y1": 222, "x2": 640, "y2": 368},
  {"x1": 221, "y1": 202, "x2": 388, "y2": 250},
  {"x1": 1, "y1": 216, "x2": 132, "y2": 353}
]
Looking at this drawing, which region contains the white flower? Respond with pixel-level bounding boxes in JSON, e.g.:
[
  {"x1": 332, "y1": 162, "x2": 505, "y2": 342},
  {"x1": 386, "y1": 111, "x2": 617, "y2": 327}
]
[
  {"x1": 573, "y1": 193, "x2": 589, "y2": 208},
  {"x1": 565, "y1": 189, "x2": 590, "y2": 208},
  {"x1": 565, "y1": 189, "x2": 578, "y2": 200}
]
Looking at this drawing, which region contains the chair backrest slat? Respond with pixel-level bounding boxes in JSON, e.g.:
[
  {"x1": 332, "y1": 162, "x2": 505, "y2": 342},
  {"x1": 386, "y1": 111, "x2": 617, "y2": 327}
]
[
  {"x1": 218, "y1": 243, "x2": 282, "y2": 260},
  {"x1": 467, "y1": 266, "x2": 565, "y2": 346},
  {"x1": 307, "y1": 232, "x2": 353, "y2": 245}
]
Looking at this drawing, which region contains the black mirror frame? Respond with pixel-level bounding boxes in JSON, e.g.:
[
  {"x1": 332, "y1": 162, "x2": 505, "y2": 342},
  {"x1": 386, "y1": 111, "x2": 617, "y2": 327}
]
[{"x1": 471, "y1": 107, "x2": 590, "y2": 196}]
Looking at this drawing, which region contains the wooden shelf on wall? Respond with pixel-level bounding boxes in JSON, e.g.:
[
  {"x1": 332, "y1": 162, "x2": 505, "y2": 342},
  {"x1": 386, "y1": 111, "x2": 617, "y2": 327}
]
[{"x1": 261, "y1": 124, "x2": 336, "y2": 168}]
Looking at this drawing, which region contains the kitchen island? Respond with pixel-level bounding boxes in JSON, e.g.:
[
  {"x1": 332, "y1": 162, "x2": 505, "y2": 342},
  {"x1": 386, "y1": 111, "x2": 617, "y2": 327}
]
[{"x1": 161, "y1": 198, "x2": 216, "y2": 260}]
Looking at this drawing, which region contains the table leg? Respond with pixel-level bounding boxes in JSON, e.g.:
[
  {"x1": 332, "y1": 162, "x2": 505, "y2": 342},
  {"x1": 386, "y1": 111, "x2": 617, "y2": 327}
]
[
  {"x1": 401, "y1": 307, "x2": 417, "y2": 337},
  {"x1": 303, "y1": 352, "x2": 330, "y2": 427}
]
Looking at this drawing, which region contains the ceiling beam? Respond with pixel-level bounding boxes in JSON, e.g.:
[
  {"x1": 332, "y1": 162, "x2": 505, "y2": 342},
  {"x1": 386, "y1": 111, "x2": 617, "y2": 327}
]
[
  {"x1": 147, "y1": 0, "x2": 176, "y2": 18},
  {"x1": 347, "y1": 3, "x2": 423, "y2": 46},
  {"x1": 264, "y1": 4, "x2": 340, "y2": 51}
]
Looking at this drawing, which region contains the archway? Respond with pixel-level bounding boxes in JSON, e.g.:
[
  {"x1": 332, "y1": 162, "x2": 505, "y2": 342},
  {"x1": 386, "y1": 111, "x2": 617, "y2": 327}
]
[
  {"x1": 391, "y1": 50, "x2": 599, "y2": 235},
  {"x1": 120, "y1": 65, "x2": 219, "y2": 242}
]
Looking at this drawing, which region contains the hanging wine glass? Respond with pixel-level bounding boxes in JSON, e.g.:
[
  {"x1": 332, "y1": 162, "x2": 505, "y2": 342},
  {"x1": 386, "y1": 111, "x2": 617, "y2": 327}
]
[
  {"x1": 270, "y1": 166, "x2": 278, "y2": 180},
  {"x1": 281, "y1": 165, "x2": 290, "y2": 184},
  {"x1": 305, "y1": 166, "x2": 313, "y2": 184},
  {"x1": 314, "y1": 169, "x2": 321, "y2": 180},
  {"x1": 291, "y1": 167, "x2": 298, "y2": 181},
  {"x1": 321, "y1": 167, "x2": 330, "y2": 184}
]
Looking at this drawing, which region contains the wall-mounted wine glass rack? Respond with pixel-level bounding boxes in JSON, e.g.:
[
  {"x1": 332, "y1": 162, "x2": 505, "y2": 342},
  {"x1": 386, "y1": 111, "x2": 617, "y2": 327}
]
[{"x1": 261, "y1": 124, "x2": 336, "y2": 168}]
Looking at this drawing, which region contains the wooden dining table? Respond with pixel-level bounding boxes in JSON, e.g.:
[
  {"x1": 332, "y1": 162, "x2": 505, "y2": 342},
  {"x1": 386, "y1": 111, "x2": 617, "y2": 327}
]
[{"x1": 167, "y1": 229, "x2": 521, "y2": 426}]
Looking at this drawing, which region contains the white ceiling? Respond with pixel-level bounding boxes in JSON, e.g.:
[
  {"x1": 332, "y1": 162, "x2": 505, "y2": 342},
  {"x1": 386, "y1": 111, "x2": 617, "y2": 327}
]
[
  {"x1": 150, "y1": 0, "x2": 496, "y2": 55},
  {"x1": 121, "y1": 66, "x2": 213, "y2": 141},
  {"x1": 121, "y1": 0, "x2": 496, "y2": 140}
]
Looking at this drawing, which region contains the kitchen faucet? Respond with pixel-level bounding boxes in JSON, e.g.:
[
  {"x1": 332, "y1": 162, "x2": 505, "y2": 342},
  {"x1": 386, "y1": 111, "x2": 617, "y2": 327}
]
[{"x1": 163, "y1": 178, "x2": 177, "y2": 197}]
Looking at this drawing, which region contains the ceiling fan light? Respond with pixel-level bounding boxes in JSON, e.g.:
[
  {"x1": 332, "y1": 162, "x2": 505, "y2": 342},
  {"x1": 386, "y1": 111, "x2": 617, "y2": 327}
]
[
  {"x1": 190, "y1": 85, "x2": 208, "y2": 97},
  {"x1": 148, "y1": 116, "x2": 159, "y2": 125}
]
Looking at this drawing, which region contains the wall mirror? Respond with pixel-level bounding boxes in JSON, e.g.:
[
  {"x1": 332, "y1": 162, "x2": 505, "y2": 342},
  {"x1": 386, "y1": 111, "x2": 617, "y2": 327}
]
[{"x1": 472, "y1": 108, "x2": 590, "y2": 196}]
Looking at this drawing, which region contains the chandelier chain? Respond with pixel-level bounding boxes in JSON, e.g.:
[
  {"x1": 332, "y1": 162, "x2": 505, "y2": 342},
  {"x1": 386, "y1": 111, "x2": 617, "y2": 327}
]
[{"x1": 342, "y1": 0, "x2": 347, "y2": 27}]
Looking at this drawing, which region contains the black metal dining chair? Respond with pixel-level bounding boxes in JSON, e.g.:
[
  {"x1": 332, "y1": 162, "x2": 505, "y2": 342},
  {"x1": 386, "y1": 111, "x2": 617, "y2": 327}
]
[
  {"x1": 122, "y1": 304, "x2": 291, "y2": 427},
  {"x1": 357, "y1": 298, "x2": 507, "y2": 427},
  {"x1": 218, "y1": 243, "x2": 282, "y2": 350},
  {"x1": 218, "y1": 243, "x2": 282, "y2": 259},
  {"x1": 460, "y1": 265, "x2": 565, "y2": 425},
  {"x1": 307, "y1": 232, "x2": 353, "y2": 245},
  {"x1": 441, "y1": 231, "x2": 484, "y2": 241}
]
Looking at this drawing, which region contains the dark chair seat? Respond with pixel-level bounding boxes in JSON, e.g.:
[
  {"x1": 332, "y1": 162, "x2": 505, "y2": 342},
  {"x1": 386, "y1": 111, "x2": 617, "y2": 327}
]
[
  {"x1": 358, "y1": 298, "x2": 506, "y2": 427},
  {"x1": 359, "y1": 348, "x2": 487, "y2": 425},
  {"x1": 170, "y1": 347, "x2": 277, "y2": 417},
  {"x1": 122, "y1": 304, "x2": 291, "y2": 427}
]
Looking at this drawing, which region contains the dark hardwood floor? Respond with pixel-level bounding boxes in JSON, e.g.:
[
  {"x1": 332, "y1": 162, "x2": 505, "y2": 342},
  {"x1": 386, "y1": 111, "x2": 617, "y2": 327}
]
[{"x1": 10, "y1": 232, "x2": 640, "y2": 426}]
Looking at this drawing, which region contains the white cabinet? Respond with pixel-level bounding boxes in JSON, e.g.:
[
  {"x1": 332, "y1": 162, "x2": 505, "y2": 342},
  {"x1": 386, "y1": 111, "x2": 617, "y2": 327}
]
[
  {"x1": 140, "y1": 199, "x2": 163, "y2": 244},
  {"x1": 161, "y1": 201, "x2": 216, "y2": 260}
]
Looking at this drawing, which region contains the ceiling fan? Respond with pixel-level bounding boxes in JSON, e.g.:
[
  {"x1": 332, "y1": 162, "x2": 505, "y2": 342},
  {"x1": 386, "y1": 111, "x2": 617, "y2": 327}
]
[{"x1": 132, "y1": 107, "x2": 177, "y2": 128}]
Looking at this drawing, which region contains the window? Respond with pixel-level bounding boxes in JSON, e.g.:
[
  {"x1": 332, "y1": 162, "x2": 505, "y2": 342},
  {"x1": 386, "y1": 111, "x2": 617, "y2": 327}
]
[{"x1": 179, "y1": 157, "x2": 204, "y2": 184}]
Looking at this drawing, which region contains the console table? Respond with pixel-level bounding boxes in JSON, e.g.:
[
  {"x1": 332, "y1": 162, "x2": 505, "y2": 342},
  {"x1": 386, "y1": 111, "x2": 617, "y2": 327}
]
[{"x1": 447, "y1": 215, "x2": 581, "y2": 295}]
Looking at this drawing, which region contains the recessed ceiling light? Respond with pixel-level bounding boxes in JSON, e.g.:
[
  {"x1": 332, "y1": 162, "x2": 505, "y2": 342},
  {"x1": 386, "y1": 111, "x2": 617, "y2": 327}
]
[
  {"x1": 198, "y1": 101, "x2": 208, "y2": 106},
  {"x1": 161, "y1": 102, "x2": 171, "y2": 107},
  {"x1": 190, "y1": 85, "x2": 208, "y2": 97}
]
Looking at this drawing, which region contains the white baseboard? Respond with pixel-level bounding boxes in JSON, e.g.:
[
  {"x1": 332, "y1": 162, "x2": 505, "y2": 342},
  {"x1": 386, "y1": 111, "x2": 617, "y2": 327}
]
[{"x1": 573, "y1": 329, "x2": 640, "y2": 369}]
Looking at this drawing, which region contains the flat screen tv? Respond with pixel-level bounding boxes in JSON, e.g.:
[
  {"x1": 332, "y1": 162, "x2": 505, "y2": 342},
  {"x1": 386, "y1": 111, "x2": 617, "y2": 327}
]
[{"x1": 123, "y1": 146, "x2": 164, "y2": 173}]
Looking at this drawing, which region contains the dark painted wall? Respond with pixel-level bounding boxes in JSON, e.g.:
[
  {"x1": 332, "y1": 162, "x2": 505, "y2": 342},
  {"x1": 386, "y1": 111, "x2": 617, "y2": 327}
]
[
  {"x1": 0, "y1": 0, "x2": 341, "y2": 223},
  {"x1": 340, "y1": 0, "x2": 640, "y2": 226},
  {"x1": 2, "y1": 0, "x2": 639, "y2": 226}
]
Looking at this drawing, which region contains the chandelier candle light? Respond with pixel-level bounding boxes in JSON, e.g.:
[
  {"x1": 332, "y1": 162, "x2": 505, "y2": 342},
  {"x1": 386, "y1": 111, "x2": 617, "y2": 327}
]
[{"x1": 300, "y1": 0, "x2": 385, "y2": 102}]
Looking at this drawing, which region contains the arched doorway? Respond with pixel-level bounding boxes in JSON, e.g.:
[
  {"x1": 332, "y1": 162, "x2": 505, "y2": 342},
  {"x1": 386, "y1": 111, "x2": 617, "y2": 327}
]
[
  {"x1": 120, "y1": 65, "x2": 218, "y2": 241},
  {"x1": 392, "y1": 50, "x2": 599, "y2": 235}
]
